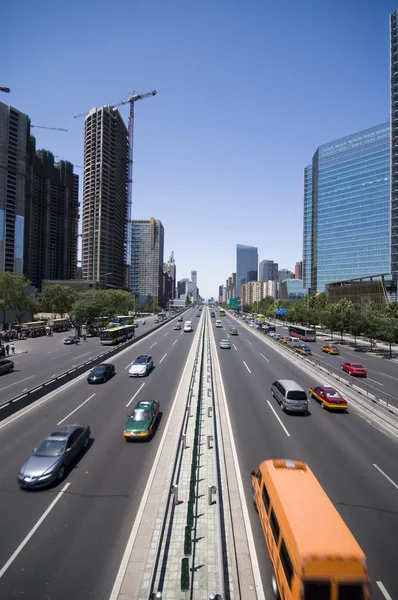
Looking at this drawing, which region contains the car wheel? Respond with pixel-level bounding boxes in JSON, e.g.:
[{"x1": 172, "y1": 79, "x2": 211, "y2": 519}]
[
  {"x1": 57, "y1": 465, "x2": 65, "y2": 481},
  {"x1": 280, "y1": 401, "x2": 285, "y2": 412},
  {"x1": 83, "y1": 436, "x2": 89, "y2": 449},
  {"x1": 321, "y1": 402, "x2": 325, "y2": 409},
  {"x1": 271, "y1": 574, "x2": 280, "y2": 599},
  {"x1": 8, "y1": 366, "x2": 13, "y2": 373},
  {"x1": 253, "y1": 496, "x2": 258, "y2": 513}
]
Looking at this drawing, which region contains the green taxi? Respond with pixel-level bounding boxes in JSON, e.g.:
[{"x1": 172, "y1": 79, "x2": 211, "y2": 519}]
[{"x1": 124, "y1": 400, "x2": 160, "y2": 441}]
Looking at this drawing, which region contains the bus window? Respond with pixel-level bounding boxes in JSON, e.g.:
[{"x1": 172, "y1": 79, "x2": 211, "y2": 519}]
[
  {"x1": 279, "y1": 538, "x2": 293, "y2": 588},
  {"x1": 304, "y1": 581, "x2": 331, "y2": 600},
  {"x1": 269, "y1": 509, "x2": 280, "y2": 543},
  {"x1": 262, "y1": 485, "x2": 270, "y2": 513}
]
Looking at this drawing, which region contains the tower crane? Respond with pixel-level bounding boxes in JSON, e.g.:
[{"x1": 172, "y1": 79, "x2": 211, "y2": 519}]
[
  {"x1": 0, "y1": 87, "x2": 10, "y2": 93},
  {"x1": 73, "y1": 90, "x2": 157, "y2": 267},
  {"x1": 31, "y1": 125, "x2": 68, "y2": 132},
  {"x1": 54, "y1": 155, "x2": 83, "y2": 169}
]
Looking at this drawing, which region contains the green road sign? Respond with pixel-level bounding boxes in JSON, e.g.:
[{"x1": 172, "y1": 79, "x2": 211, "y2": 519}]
[{"x1": 229, "y1": 298, "x2": 239, "y2": 309}]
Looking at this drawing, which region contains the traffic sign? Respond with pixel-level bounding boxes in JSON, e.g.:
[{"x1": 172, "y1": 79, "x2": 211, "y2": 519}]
[
  {"x1": 275, "y1": 308, "x2": 288, "y2": 315},
  {"x1": 229, "y1": 298, "x2": 239, "y2": 309}
]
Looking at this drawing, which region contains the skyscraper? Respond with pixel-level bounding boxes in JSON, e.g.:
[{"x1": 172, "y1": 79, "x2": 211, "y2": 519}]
[
  {"x1": 391, "y1": 11, "x2": 398, "y2": 284},
  {"x1": 81, "y1": 105, "x2": 129, "y2": 289},
  {"x1": 191, "y1": 270, "x2": 198, "y2": 300},
  {"x1": 259, "y1": 259, "x2": 279, "y2": 282},
  {"x1": 295, "y1": 261, "x2": 303, "y2": 279},
  {"x1": 307, "y1": 123, "x2": 390, "y2": 293},
  {"x1": 236, "y1": 244, "x2": 258, "y2": 296},
  {"x1": 0, "y1": 102, "x2": 29, "y2": 275},
  {"x1": 131, "y1": 217, "x2": 164, "y2": 303},
  {"x1": 24, "y1": 145, "x2": 79, "y2": 289},
  {"x1": 164, "y1": 251, "x2": 176, "y2": 299},
  {"x1": 302, "y1": 165, "x2": 312, "y2": 290}
]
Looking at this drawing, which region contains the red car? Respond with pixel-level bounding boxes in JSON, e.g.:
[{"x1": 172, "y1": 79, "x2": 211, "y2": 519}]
[
  {"x1": 178, "y1": 316, "x2": 183, "y2": 322},
  {"x1": 341, "y1": 362, "x2": 367, "y2": 377},
  {"x1": 309, "y1": 386, "x2": 348, "y2": 410}
]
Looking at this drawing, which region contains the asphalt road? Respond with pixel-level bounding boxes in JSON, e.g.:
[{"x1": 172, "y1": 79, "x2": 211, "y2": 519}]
[
  {"x1": 0, "y1": 306, "x2": 201, "y2": 600},
  {"x1": 211, "y1": 311, "x2": 398, "y2": 600},
  {"x1": 0, "y1": 316, "x2": 174, "y2": 405}
]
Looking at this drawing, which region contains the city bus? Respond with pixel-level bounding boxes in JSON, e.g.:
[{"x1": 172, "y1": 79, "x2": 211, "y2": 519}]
[
  {"x1": 251, "y1": 459, "x2": 370, "y2": 599},
  {"x1": 219, "y1": 309, "x2": 226, "y2": 317},
  {"x1": 288, "y1": 325, "x2": 316, "y2": 342},
  {"x1": 48, "y1": 318, "x2": 72, "y2": 332},
  {"x1": 256, "y1": 314, "x2": 265, "y2": 323},
  {"x1": 19, "y1": 321, "x2": 47, "y2": 337},
  {"x1": 110, "y1": 315, "x2": 135, "y2": 326},
  {"x1": 100, "y1": 324, "x2": 135, "y2": 346}
]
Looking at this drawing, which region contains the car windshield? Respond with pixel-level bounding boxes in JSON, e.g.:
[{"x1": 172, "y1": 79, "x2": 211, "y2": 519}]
[
  {"x1": 352, "y1": 363, "x2": 363, "y2": 368},
  {"x1": 132, "y1": 409, "x2": 151, "y2": 421},
  {"x1": 134, "y1": 357, "x2": 147, "y2": 365},
  {"x1": 91, "y1": 366, "x2": 105, "y2": 375},
  {"x1": 35, "y1": 439, "x2": 66, "y2": 457}
]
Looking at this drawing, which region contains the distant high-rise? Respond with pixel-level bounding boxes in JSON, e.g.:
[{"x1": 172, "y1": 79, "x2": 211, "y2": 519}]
[
  {"x1": 295, "y1": 261, "x2": 303, "y2": 280},
  {"x1": 131, "y1": 217, "x2": 164, "y2": 303},
  {"x1": 302, "y1": 165, "x2": 312, "y2": 289},
  {"x1": 164, "y1": 251, "x2": 176, "y2": 299},
  {"x1": 24, "y1": 145, "x2": 79, "y2": 289},
  {"x1": 0, "y1": 102, "x2": 29, "y2": 275},
  {"x1": 81, "y1": 105, "x2": 129, "y2": 289},
  {"x1": 191, "y1": 270, "x2": 198, "y2": 300},
  {"x1": 236, "y1": 244, "x2": 258, "y2": 296},
  {"x1": 391, "y1": 11, "x2": 398, "y2": 284},
  {"x1": 307, "y1": 123, "x2": 390, "y2": 293},
  {"x1": 259, "y1": 259, "x2": 278, "y2": 282}
]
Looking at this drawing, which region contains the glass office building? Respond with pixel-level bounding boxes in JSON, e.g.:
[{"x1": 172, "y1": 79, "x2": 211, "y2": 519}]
[
  {"x1": 308, "y1": 123, "x2": 391, "y2": 294},
  {"x1": 391, "y1": 11, "x2": 398, "y2": 281},
  {"x1": 302, "y1": 165, "x2": 312, "y2": 289},
  {"x1": 236, "y1": 244, "x2": 258, "y2": 297},
  {"x1": 279, "y1": 279, "x2": 308, "y2": 301}
]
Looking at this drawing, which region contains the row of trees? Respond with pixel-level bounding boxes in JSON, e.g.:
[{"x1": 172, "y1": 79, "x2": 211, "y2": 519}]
[
  {"x1": 227, "y1": 293, "x2": 398, "y2": 357},
  {"x1": 0, "y1": 273, "x2": 164, "y2": 326}
]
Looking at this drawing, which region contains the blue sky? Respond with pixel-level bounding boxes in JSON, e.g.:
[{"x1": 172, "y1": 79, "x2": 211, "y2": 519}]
[{"x1": 2, "y1": 0, "x2": 396, "y2": 298}]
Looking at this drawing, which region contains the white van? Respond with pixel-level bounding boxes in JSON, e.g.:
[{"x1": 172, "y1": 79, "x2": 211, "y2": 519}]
[
  {"x1": 215, "y1": 320, "x2": 222, "y2": 328},
  {"x1": 184, "y1": 321, "x2": 193, "y2": 332},
  {"x1": 289, "y1": 336, "x2": 301, "y2": 347}
]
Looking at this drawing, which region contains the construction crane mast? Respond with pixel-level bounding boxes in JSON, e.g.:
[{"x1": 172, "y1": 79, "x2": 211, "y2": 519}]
[{"x1": 31, "y1": 125, "x2": 68, "y2": 131}]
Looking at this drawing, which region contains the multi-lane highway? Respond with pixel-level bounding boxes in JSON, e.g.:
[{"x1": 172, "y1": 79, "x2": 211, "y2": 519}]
[
  {"x1": 0, "y1": 316, "x2": 170, "y2": 404},
  {"x1": 0, "y1": 307, "x2": 201, "y2": 600},
  {"x1": 210, "y1": 311, "x2": 398, "y2": 599}
]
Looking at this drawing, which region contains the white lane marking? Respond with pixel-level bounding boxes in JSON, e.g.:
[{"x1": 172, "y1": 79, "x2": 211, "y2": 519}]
[
  {"x1": 266, "y1": 400, "x2": 291, "y2": 437},
  {"x1": 164, "y1": 333, "x2": 168, "y2": 337},
  {"x1": 173, "y1": 340, "x2": 177, "y2": 346},
  {"x1": 380, "y1": 372, "x2": 398, "y2": 381},
  {"x1": 367, "y1": 378, "x2": 384, "y2": 386},
  {"x1": 247, "y1": 339, "x2": 252, "y2": 345},
  {"x1": 373, "y1": 464, "x2": 398, "y2": 490},
  {"x1": 260, "y1": 353, "x2": 270, "y2": 363},
  {"x1": 0, "y1": 483, "x2": 71, "y2": 579},
  {"x1": 0, "y1": 375, "x2": 35, "y2": 392},
  {"x1": 57, "y1": 393, "x2": 96, "y2": 425},
  {"x1": 159, "y1": 353, "x2": 167, "y2": 364},
  {"x1": 126, "y1": 383, "x2": 146, "y2": 408},
  {"x1": 73, "y1": 352, "x2": 91, "y2": 360},
  {"x1": 46, "y1": 349, "x2": 59, "y2": 354},
  {"x1": 226, "y1": 334, "x2": 230, "y2": 339},
  {"x1": 150, "y1": 342, "x2": 157, "y2": 348},
  {"x1": 180, "y1": 332, "x2": 183, "y2": 336},
  {"x1": 51, "y1": 352, "x2": 69, "y2": 360},
  {"x1": 242, "y1": 361, "x2": 251, "y2": 374},
  {"x1": 110, "y1": 322, "x2": 202, "y2": 600},
  {"x1": 377, "y1": 581, "x2": 393, "y2": 600},
  {"x1": 233, "y1": 344, "x2": 237, "y2": 350},
  {"x1": 208, "y1": 321, "x2": 266, "y2": 600}
]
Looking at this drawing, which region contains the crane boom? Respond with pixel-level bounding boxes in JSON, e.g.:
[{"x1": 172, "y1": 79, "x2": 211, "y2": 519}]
[{"x1": 31, "y1": 125, "x2": 68, "y2": 132}]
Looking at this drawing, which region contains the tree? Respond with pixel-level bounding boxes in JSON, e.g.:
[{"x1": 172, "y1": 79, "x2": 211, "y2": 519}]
[
  {"x1": 70, "y1": 291, "x2": 107, "y2": 324},
  {"x1": 0, "y1": 272, "x2": 32, "y2": 324},
  {"x1": 185, "y1": 296, "x2": 191, "y2": 307},
  {"x1": 361, "y1": 303, "x2": 383, "y2": 352},
  {"x1": 333, "y1": 298, "x2": 354, "y2": 343},
  {"x1": 102, "y1": 289, "x2": 132, "y2": 315},
  {"x1": 378, "y1": 315, "x2": 398, "y2": 358},
  {"x1": 348, "y1": 305, "x2": 364, "y2": 346},
  {"x1": 319, "y1": 305, "x2": 340, "y2": 340},
  {"x1": 40, "y1": 285, "x2": 78, "y2": 317}
]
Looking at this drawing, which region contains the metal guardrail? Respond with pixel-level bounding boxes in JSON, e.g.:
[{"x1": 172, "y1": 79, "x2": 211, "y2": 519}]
[
  {"x1": 145, "y1": 318, "x2": 206, "y2": 599},
  {"x1": 0, "y1": 311, "x2": 189, "y2": 423}
]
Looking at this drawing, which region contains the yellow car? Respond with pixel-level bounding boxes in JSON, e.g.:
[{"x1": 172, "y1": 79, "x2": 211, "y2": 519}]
[
  {"x1": 230, "y1": 328, "x2": 238, "y2": 336},
  {"x1": 321, "y1": 345, "x2": 340, "y2": 355},
  {"x1": 279, "y1": 336, "x2": 289, "y2": 344},
  {"x1": 295, "y1": 344, "x2": 312, "y2": 356}
]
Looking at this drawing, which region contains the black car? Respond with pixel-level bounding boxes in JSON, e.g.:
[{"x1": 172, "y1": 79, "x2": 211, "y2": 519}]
[{"x1": 87, "y1": 363, "x2": 116, "y2": 384}]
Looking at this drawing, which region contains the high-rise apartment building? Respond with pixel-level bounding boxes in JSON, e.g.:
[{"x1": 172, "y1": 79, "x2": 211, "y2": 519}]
[
  {"x1": 163, "y1": 251, "x2": 176, "y2": 299},
  {"x1": 295, "y1": 261, "x2": 303, "y2": 279},
  {"x1": 302, "y1": 165, "x2": 312, "y2": 289},
  {"x1": 236, "y1": 244, "x2": 258, "y2": 295},
  {"x1": 81, "y1": 105, "x2": 129, "y2": 290},
  {"x1": 131, "y1": 218, "x2": 164, "y2": 302},
  {"x1": 0, "y1": 103, "x2": 29, "y2": 275},
  {"x1": 259, "y1": 259, "x2": 278, "y2": 282},
  {"x1": 305, "y1": 123, "x2": 390, "y2": 294},
  {"x1": 24, "y1": 145, "x2": 79, "y2": 289}
]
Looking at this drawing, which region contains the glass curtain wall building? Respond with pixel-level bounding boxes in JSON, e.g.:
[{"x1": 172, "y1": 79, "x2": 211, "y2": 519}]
[
  {"x1": 391, "y1": 11, "x2": 398, "y2": 283},
  {"x1": 236, "y1": 244, "x2": 258, "y2": 297},
  {"x1": 308, "y1": 123, "x2": 391, "y2": 294},
  {"x1": 302, "y1": 165, "x2": 312, "y2": 289}
]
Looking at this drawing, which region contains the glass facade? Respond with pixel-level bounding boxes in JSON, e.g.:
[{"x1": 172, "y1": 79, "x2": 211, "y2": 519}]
[
  {"x1": 302, "y1": 165, "x2": 312, "y2": 289},
  {"x1": 391, "y1": 11, "x2": 398, "y2": 282},
  {"x1": 310, "y1": 123, "x2": 391, "y2": 293},
  {"x1": 279, "y1": 279, "x2": 308, "y2": 301},
  {"x1": 236, "y1": 244, "x2": 258, "y2": 297}
]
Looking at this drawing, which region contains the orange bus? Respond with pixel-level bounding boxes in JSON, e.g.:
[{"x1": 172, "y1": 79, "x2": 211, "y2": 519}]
[{"x1": 251, "y1": 459, "x2": 370, "y2": 599}]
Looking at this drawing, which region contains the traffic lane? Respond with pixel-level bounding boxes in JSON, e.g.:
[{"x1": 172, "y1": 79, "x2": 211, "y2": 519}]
[
  {"x1": 274, "y1": 324, "x2": 398, "y2": 397},
  {"x1": 0, "y1": 321, "x2": 196, "y2": 572},
  {"x1": 214, "y1": 328, "x2": 398, "y2": 598},
  {"x1": 0, "y1": 319, "x2": 175, "y2": 404}
]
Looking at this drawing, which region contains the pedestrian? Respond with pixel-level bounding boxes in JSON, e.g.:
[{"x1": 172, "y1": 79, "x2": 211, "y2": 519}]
[
  {"x1": 83, "y1": 333, "x2": 87, "y2": 342},
  {"x1": 11, "y1": 343, "x2": 15, "y2": 355},
  {"x1": 5, "y1": 344, "x2": 10, "y2": 356}
]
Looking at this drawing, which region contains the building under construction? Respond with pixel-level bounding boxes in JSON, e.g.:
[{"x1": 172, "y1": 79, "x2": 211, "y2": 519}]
[{"x1": 81, "y1": 105, "x2": 129, "y2": 290}]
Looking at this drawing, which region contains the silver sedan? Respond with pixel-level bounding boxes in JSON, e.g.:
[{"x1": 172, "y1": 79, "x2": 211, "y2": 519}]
[{"x1": 18, "y1": 424, "x2": 90, "y2": 489}]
